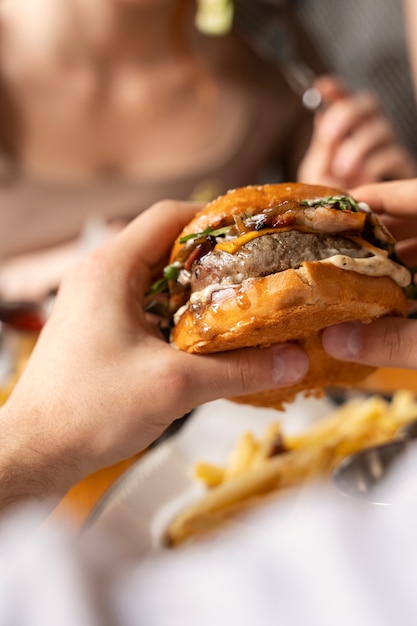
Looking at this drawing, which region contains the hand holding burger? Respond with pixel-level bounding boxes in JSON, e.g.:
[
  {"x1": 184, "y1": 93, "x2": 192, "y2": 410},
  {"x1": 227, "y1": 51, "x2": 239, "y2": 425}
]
[
  {"x1": 0, "y1": 199, "x2": 309, "y2": 511},
  {"x1": 161, "y1": 182, "x2": 410, "y2": 408},
  {"x1": 0, "y1": 183, "x2": 415, "y2": 511},
  {"x1": 323, "y1": 179, "x2": 417, "y2": 370}
]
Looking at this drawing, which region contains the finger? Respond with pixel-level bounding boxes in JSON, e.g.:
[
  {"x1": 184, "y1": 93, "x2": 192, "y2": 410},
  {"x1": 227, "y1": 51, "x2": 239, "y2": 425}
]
[
  {"x1": 109, "y1": 200, "x2": 204, "y2": 277},
  {"x1": 395, "y1": 238, "x2": 417, "y2": 266},
  {"x1": 331, "y1": 117, "x2": 395, "y2": 180},
  {"x1": 297, "y1": 141, "x2": 334, "y2": 185},
  {"x1": 378, "y1": 215, "x2": 417, "y2": 241},
  {"x1": 322, "y1": 318, "x2": 417, "y2": 369},
  {"x1": 355, "y1": 145, "x2": 417, "y2": 184},
  {"x1": 318, "y1": 91, "x2": 380, "y2": 144},
  {"x1": 351, "y1": 179, "x2": 417, "y2": 216},
  {"x1": 313, "y1": 74, "x2": 349, "y2": 105},
  {"x1": 297, "y1": 118, "x2": 335, "y2": 184},
  {"x1": 161, "y1": 343, "x2": 310, "y2": 410},
  {"x1": 53, "y1": 201, "x2": 204, "y2": 313}
]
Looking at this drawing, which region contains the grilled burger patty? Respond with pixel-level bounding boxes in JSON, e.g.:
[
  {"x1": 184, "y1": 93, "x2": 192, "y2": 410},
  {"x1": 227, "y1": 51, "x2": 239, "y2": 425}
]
[{"x1": 190, "y1": 231, "x2": 371, "y2": 292}]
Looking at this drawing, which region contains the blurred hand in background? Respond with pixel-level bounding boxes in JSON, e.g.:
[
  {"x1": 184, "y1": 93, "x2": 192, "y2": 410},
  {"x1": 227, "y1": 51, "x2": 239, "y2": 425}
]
[{"x1": 298, "y1": 74, "x2": 417, "y2": 188}]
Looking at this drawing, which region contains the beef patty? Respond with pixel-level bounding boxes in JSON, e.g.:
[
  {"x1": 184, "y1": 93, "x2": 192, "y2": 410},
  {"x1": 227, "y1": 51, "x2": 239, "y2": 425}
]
[{"x1": 191, "y1": 230, "x2": 371, "y2": 292}]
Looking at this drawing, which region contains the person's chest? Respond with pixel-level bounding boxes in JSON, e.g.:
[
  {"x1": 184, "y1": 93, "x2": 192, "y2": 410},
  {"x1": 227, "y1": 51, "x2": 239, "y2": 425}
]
[{"x1": 3, "y1": 36, "x2": 304, "y2": 184}]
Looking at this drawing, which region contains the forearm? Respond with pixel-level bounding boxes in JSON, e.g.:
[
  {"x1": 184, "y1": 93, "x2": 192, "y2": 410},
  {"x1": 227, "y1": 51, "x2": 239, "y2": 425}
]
[
  {"x1": 0, "y1": 402, "x2": 84, "y2": 512},
  {"x1": 0, "y1": 448, "x2": 58, "y2": 512}
]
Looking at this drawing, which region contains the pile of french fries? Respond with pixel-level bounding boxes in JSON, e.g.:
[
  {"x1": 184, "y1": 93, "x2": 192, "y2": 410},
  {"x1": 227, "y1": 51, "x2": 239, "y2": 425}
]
[{"x1": 166, "y1": 391, "x2": 417, "y2": 546}]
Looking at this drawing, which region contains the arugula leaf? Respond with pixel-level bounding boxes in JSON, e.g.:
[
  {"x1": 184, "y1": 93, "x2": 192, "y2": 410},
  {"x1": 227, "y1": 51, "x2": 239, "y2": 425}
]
[
  {"x1": 163, "y1": 264, "x2": 180, "y2": 281},
  {"x1": 301, "y1": 195, "x2": 360, "y2": 212},
  {"x1": 147, "y1": 277, "x2": 167, "y2": 295},
  {"x1": 405, "y1": 284, "x2": 417, "y2": 301},
  {"x1": 147, "y1": 263, "x2": 180, "y2": 295},
  {"x1": 404, "y1": 263, "x2": 417, "y2": 303},
  {"x1": 179, "y1": 225, "x2": 231, "y2": 244}
]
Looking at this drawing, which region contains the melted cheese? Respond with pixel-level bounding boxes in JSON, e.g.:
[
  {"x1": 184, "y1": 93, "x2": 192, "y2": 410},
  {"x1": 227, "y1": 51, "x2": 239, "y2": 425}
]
[
  {"x1": 214, "y1": 228, "x2": 382, "y2": 255},
  {"x1": 215, "y1": 228, "x2": 285, "y2": 253}
]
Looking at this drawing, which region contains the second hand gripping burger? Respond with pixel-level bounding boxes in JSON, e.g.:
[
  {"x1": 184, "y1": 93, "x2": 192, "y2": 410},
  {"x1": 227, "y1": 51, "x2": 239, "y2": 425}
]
[{"x1": 151, "y1": 183, "x2": 411, "y2": 409}]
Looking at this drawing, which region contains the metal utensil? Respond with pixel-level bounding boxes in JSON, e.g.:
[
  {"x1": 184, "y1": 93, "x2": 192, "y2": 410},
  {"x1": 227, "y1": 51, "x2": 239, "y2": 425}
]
[
  {"x1": 234, "y1": 0, "x2": 322, "y2": 111},
  {"x1": 332, "y1": 419, "x2": 417, "y2": 504}
]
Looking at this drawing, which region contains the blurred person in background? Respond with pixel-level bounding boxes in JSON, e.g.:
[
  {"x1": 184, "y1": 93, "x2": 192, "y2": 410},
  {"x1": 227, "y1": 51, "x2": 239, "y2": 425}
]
[
  {"x1": 0, "y1": 0, "x2": 320, "y2": 299},
  {"x1": 0, "y1": 0, "x2": 414, "y2": 301}
]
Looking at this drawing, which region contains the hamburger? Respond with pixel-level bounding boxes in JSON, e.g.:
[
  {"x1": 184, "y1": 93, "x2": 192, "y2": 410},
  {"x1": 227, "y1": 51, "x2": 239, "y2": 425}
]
[{"x1": 155, "y1": 182, "x2": 410, "y2": 409}]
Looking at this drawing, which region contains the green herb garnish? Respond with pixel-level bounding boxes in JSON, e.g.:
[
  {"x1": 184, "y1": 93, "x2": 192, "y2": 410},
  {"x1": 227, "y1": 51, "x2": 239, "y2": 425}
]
[
  {"x1": 147, "y1": 263, "x2": 180, "y2": 295},
  {"x1": 404, "y1": 264, "x2": 417, "y2": 303},
  {"x1": 179, "y1": 225, "x2": 231, "y2": 244},
  {"x1": 406, "y1": 284, "x2": 417, "y2": 302},
  {"x1": 301, "y1": 195, "x2": 360, "y2": 212}
]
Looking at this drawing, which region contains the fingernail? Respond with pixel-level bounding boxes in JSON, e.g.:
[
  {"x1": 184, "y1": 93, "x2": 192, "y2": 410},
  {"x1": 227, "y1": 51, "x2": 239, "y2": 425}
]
[
  {"x1": 322, "y1": 322, "x2": 362, "y2": 359},
  {"x1": 272, "y1": 344, "x2": 309, "y2": 386}
]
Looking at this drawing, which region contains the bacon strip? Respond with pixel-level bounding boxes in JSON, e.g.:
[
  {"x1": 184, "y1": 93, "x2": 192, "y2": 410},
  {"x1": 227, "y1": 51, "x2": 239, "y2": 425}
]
[{"x1": 297, "y1": 206, "x2": 366, "y2": 233}]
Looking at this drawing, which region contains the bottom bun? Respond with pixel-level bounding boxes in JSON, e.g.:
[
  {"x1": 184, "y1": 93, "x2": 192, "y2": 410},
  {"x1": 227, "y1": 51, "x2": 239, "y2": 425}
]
[{"x1": 172, "y1": 262, "x2": 407, "y2": 409}]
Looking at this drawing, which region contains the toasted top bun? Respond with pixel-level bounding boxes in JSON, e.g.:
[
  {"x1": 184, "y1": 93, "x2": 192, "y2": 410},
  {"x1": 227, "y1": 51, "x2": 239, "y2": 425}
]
[{"x1": 169, "y1": 183, "x2": 408, "y2": 409}]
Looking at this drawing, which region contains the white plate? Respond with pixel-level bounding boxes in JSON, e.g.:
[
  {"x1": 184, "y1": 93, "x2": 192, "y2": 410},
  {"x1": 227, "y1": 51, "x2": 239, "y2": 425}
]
[{"x1": 83, "y1": 396, "x2": 334, "y2": 559}]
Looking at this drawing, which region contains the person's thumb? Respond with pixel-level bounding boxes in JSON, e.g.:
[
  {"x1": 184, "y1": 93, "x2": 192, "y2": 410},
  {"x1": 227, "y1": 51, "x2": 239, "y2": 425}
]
[
  {"x1": 177, "y1": 343, "x2": 309, "y2": 408},
  {"x1": 322, "y1": 318, "x2": 417, "y2": 369}
]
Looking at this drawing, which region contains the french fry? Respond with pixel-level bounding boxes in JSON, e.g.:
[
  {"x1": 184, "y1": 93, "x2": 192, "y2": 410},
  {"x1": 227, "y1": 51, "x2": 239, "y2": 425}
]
[
  {"x1": 166, "y1": 444, "x2": 333, "y2": 546},
  {"x1": 389, "y1": 390, "x2": 417, "y2": 424},
  {"x1": 166, "y1": 391, "x2": 417, "y2": 546},
  {"x1": 223, "y1": 431, "x2": 259, "y2": 480},
  {"x1": 252, "y1": 421, "x2": 284, "y2": 467},
  {"x1": 194, "y1": 462, "x2": 225, "y2": 488}
]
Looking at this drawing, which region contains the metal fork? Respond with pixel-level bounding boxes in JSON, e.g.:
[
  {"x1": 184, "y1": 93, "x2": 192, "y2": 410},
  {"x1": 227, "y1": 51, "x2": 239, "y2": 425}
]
[
  {"x1": 332, "y1": 418, "x2": 417, "y2": 504},
  {"x1": 234, "y1": 0, "x2": 322, "y2": 111}
]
